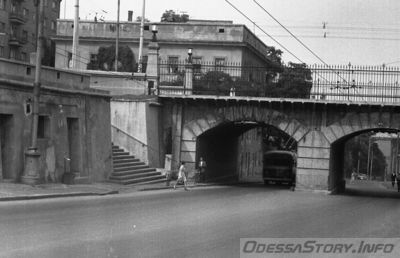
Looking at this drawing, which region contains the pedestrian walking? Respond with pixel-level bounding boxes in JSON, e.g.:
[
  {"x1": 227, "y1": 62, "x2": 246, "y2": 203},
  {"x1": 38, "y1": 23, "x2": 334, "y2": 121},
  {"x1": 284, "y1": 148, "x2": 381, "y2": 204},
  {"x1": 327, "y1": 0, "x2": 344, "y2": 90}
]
[
  {"x1": 391, "y1": 172, "x2": 396, "y2": 188},
  {"x1": 173, "y1": 162, "x2": 189, "y2": 191}
]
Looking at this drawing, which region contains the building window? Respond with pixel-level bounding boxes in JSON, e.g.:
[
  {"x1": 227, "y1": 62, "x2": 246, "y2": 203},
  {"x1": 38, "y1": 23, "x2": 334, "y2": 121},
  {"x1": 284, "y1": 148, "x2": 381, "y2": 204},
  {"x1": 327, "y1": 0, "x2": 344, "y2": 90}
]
[
  {"x1": 192, "y1": 57, "x2": 202, "y2": 74},
  {"x1": 9, "y1": 48, "x2": 16, "y2": 59},
  {"x1": 52, "y1": 0, "x2": 57, "y2": 9},
  {"x1": 215, "y1": 57, "x2": 226, "y2": 71},
  {"x1": 90, "y1": 53, "x2": 98, "y2": 63},
  {"x1": 38, "y1": 116, "x2": 50, "y2": 139},
  {"x1": 22, "y1": 30, "x2": 28, "y2": 41},
  {"x1": 21, "y1": 52, "x2": 27, "y2": 61},
  {"x1": 0, "y1": 0, "x2": 5, "y2": 10},
  {"x1": 32, "y1": 33, "x2": 36, "y2": 42},
  {"x1": 51, "y1": 20, "x2": 56, "y2": 31},
  {"x1": 67, "y1": 52, "x2": 72, "y2": 68},
  {"x1": 23, "y1": 8, "x2": 29, "y2": 18},
  {"x1": 0, "y1": 22, "x2": 5, "y2": 33},
  {"x1": 167, "y1": 56, "x2": 179, "y2": 74},
  {"x1": 0, "y1": 46, "x2": 4, "y2": 57}
]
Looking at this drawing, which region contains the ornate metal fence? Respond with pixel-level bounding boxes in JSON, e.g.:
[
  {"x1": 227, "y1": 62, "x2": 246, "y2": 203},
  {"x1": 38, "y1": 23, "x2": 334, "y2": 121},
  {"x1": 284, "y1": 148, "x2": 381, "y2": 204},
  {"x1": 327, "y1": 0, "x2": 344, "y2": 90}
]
[
  {"x1": 159, "y1": 60, "x2": 273, "y2": 97},
  {"x1": 159, "y1": 60, "x2": 400, "y2": 103},
  {"x1": 310, "y1": 64, "x2": 400, "y2": 103}
]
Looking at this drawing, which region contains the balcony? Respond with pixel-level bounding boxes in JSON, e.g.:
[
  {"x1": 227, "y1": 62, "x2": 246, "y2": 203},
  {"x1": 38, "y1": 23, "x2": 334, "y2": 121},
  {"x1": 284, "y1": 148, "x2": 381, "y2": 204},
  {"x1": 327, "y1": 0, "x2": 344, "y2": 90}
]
[
  {"x1": 8, "y1": 34, "x2": 27, "y2": 47},
  {"x1": 9, "y1": 11, "x2": 27, "y2": 24}
]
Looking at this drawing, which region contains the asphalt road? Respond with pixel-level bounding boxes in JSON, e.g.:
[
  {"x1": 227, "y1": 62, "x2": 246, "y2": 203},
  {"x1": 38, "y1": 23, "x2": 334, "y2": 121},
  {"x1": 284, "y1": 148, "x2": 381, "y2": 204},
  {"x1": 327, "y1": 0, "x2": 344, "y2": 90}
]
[{"x1": 0, "y1": 182, "x2": 399, "y2": 258}]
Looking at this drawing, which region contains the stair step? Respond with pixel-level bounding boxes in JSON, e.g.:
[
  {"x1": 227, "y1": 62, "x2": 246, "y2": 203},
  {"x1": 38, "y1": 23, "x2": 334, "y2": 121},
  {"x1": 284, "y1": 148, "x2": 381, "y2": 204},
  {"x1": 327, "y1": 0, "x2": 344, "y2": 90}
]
[
  {"x1": 113, "y1": 158, "x2": 140, "y2": 164},
  {"x1": 110, "y1": 171, "x2": 162, "y2": 181},
  {"x1": 114, "y1": 165, "x2": 151, "y2": 172},
  {"x1": 118, "y1": 175, "x2": 167, "y2": 185},
  {"x1": 110, "y1": 144, "x2": 162, "y2": 186},
  {"x1": 112, "y1": 167, "x2": 156, "y2": 176},
  {"x1": 112, "y1": 152, "x2": 130, "y2": 157},
  {"x1": 113, "y1": 161, "x2": 146, "y2": 168},
  {"x1": 133, "y1": 178, "x2": 167, "y2": 185},
  {"x1": 112, "y1": 149, "x2": 126, "y2": 153},
  {"x1": 113, "y1": 155, "x2": 136, "y2": 160}
]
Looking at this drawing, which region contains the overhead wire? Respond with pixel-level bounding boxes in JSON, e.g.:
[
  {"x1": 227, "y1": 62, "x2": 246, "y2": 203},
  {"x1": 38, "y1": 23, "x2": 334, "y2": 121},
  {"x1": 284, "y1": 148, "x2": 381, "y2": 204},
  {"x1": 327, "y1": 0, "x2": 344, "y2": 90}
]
[
  {"x1": 252, "y1": 0, "x2": 368, "y2": 103},
  {"x1": 225, "y1": 0, "x2": 362, "y2": 102}
]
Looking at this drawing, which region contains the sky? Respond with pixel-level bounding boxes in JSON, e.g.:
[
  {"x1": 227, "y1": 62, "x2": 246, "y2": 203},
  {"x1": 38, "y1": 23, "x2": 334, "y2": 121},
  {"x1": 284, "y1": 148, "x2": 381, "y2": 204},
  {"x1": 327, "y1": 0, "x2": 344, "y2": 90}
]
[{"x1": 61, "y1": 0, "x2": 400, "y2": 66}]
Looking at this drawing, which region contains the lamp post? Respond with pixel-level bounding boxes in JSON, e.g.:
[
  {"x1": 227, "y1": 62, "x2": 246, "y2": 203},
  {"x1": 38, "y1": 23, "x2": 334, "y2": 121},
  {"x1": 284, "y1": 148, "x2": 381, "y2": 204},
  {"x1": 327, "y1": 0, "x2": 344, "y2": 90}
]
[
  {"x1": 187, "y1": 48, "x2": 193, "y2": 63},
  {"x1": 137, "y1": 0, "x2": 146, "y2": 73},
  {"x1": 21, "y1": 0, "x2": 44, "y2": 185},
  {"x1": 115, "y1": 0, "x2": 120, "y2": 71},
  {"x1": 151, "y1": 24, "x2": 158, "y2": 42}
]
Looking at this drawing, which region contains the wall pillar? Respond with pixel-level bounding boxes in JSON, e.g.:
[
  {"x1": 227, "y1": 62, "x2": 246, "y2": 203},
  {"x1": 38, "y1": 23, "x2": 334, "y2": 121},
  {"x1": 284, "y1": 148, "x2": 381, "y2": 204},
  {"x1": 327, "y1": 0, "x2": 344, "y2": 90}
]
[
  {"x1": 184, "y1": 64, "x2": 193, "y2": 95},
  {"x1": 146, "y1": 41, "x2": 160, "y2": 95},
  {"x1": 171, "y1": 103, "x2": 183, "y2": 171},
  {"x1": 295, "y1": 130, "x2": 331, "y2": 192}
]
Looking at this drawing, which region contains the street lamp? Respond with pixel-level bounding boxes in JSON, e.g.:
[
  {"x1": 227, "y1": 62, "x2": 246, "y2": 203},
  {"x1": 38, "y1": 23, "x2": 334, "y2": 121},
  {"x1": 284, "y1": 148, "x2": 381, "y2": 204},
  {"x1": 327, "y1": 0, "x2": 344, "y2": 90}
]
[
  {"x1": 151, "y1": 24, "x2": 158, "y2": 42},
  {"x1": 188, "y1": 48, "x2": 193, "y2": 63}
]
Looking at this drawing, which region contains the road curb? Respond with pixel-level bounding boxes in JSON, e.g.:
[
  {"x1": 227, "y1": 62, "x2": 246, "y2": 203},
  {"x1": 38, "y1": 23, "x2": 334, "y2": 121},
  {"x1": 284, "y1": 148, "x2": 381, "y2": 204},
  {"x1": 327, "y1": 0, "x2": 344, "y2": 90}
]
[{"x1": 0, "y1": 190, "x2": 119, "y2": 202}]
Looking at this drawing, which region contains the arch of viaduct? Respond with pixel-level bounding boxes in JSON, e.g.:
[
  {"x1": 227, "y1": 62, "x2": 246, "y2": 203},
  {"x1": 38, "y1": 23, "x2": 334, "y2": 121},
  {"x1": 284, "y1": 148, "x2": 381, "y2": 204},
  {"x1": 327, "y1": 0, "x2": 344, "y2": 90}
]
[{"x1": 160, "y1": 95, "x2": 400, "y2": 192}]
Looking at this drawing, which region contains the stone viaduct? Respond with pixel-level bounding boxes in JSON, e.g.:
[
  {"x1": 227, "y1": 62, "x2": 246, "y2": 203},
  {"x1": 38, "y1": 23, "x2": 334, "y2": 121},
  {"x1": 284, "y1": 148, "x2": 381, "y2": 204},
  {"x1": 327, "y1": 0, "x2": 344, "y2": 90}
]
[{"x1": 160, "y1": 95, "x2": 400, "y2": 193}]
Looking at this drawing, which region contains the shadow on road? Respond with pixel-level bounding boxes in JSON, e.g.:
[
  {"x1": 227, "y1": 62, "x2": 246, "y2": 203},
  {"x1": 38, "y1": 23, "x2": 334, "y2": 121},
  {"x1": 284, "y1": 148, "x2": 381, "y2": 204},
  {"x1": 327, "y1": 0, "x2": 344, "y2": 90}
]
[
  {"x1": 223, "y1": 182, "x2": 294, "y2": 191},
  {"x1": 342, "y1": 180, "x2": 400, "y2": 199}
]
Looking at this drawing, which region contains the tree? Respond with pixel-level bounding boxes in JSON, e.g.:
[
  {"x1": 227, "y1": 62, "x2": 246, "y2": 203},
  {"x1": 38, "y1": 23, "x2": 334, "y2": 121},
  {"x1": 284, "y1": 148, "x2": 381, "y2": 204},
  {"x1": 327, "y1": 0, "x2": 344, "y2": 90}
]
[
  {"x1": 160, "y1": 10, "x2": 189, "y2": 22},
  {"x1": 267, "y1": 62, "x2": 312, "y2": 98},
  {"x1": 136, "y1": 16, "x2": 150, "y2": 22},
  {"x1": 87, "y1": 45, "x2": 135, "y2": 72},
  {"x1": 344, "y1": 133, "x2": 387, "y2": 179}
]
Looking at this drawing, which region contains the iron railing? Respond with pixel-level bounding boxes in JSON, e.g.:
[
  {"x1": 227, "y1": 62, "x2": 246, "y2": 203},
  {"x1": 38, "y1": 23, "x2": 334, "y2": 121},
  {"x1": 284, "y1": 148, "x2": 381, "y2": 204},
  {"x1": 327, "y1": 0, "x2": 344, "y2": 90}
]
[
  {"x1": 159, "y1": 60, "x2": 275, "y2": 97},
  {"x1": 310, "y1": 64, "x2": 400, "y2": 103},
  {"x1": 158, "y1": 61, "x2": 400, "y2": 103}
]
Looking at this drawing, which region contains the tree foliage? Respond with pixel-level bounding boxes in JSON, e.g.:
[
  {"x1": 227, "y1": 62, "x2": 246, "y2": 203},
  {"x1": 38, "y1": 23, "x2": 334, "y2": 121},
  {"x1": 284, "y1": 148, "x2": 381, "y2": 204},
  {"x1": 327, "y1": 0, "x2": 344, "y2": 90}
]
[
  {"x1": 344, "y1": 133, "x2": 387, "y2": 179},
  {"x1": 161, "y1": 10, "x2": 189, "y2": 22},
  {"x1": 267, "y1": 62, "x2": 312, "y2": 98},
  {"x1": 136, "y1": 16, "x2": 150, "y2": 22},
  {"x1": 193, "y1": 71, "x2": 264, "y2": 96},
  {"x1": 87, "y1": 45, "x2": 135, "y2": 72}
]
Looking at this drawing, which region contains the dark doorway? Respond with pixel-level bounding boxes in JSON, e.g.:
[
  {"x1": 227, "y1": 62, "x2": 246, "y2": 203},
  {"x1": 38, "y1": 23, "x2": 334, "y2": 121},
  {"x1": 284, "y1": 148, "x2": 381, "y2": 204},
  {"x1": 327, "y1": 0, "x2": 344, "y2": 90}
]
[
  {"x1": 0, "y1": 115, "x2": 13, "y2": 180},
  {"x1": 67, "y1": 118, "x2": 81, "y2": 174}
]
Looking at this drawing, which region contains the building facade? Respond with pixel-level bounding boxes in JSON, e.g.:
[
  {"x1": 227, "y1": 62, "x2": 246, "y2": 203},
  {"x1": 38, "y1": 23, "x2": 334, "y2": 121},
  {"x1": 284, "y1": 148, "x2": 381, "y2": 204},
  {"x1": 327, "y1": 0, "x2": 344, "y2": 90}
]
[
  {"x1": 53, "y1": 19, "x2": 279, "y2": 71},
  {"x1": 0, "y1": 58, "x2": 112, "y2": 184},
  {"x1": 0, "y1": 0, "x2": 61, "y2": 62}
]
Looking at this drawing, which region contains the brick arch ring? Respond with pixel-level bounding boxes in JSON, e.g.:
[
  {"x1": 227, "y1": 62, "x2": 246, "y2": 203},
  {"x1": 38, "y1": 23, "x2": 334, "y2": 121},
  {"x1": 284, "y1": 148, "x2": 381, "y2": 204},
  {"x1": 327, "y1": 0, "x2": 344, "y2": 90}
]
[{"x1": 181, "y1": 111, "x2": 309, "y2": 149}]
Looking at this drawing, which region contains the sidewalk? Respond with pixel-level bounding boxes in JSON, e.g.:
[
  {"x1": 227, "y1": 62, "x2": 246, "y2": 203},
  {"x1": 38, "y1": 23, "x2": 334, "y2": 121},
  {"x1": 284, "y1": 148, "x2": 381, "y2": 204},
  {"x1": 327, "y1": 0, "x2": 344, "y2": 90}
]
[{"x1": 0, "y1": 180, "x2": 215, "y2": 201}]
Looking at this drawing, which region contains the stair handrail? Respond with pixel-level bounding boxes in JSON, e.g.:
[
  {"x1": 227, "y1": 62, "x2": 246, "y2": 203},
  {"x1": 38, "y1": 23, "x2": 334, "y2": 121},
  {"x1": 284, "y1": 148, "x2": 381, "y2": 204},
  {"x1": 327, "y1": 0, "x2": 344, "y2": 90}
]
[
  {"x1": 111, "y1": 124, "x2": 148, "y2": 148},
  {"x1": 111, "y1": 124, "x2": 186, "y2": 174}
]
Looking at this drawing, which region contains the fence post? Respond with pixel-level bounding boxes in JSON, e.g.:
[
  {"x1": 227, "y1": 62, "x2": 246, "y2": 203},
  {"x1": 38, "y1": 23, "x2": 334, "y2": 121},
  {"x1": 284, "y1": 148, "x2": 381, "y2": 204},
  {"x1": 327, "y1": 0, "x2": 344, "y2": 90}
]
[
  {"x1": 184, "y1": 63, "x2": 193, "y2": 95},
  {"x1": 146, "y1": 38, "x2": 160, "y2": 95}
]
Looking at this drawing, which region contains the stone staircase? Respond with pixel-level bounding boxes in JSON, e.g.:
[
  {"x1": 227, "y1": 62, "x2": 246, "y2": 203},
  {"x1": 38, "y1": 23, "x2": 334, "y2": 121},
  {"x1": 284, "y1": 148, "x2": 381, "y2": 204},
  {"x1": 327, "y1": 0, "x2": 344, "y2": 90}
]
[{"x1": 109, "y1": 144, "x2": 166, "y2": 185}]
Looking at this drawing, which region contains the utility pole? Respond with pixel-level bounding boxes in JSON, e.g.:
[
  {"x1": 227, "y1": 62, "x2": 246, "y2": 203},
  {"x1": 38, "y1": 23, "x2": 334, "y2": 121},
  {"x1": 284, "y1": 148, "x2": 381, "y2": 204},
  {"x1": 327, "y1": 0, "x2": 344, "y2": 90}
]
[
  {"x1": 137, "y1": 0, "x2": 146, "y2": 72},
  {"x1": 71, "y1": 0, "x2": 79, "y2": 69},
  {"x1": 114, "y1": 0, "x2": 120, "y2": 71},
  {"x1": 21, "y1": 0, "x2": 44, "y2": 185}
]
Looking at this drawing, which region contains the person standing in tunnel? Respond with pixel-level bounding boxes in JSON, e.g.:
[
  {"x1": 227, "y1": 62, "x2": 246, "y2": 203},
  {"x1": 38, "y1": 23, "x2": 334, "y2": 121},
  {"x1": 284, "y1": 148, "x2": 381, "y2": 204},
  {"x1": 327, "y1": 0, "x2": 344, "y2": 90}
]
[
  {"x1": 397, "y1": 173, "x2": 400, "y2": 192},
  {"x1": 391, "y1": 172, "x2": 396, "y2": 188},
  {"x1": 198, "y1": 157, "x2": 207, "y2": 183}
]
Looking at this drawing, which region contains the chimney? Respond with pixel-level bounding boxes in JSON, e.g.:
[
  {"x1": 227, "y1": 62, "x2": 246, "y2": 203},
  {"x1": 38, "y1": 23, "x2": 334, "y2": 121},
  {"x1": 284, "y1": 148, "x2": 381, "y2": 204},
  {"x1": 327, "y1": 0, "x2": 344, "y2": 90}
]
[{"x1": 128, "y1": 10, "x2": 133, "y2": 21}]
